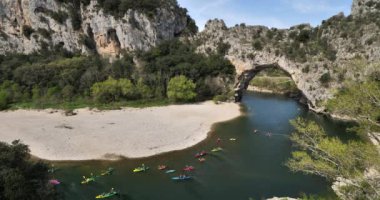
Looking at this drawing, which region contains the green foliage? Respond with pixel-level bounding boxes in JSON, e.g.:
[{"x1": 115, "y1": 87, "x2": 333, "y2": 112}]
[
  {"x1": 252, "y1": 40, "x2": 263, "y2": 51},
  {"x1": 319, "y1": 72, "x2": 332, "y2": 86},
  {"x1": 0, "y1": 89, "x2": 9, "y2": 110},
  {"x1": 250, "y1": 76, "x2": 298, "y2": 94},
  {"x1": 287, "y1": 118, "x2": 380, "y2": 199},
  {"x1": 0, "y1": 38, "x2": 234, "y2": 109},
  {"x1": 327, "y1": 80, "x2": 380, "y2": 135},
  {"x1": 22, "y1": 25, "x2": 35, "y2": 39},
  {"x1": 96, "y1": 0, "x2": 178, "y2": 18},
  {"x1": 0, "y1": 140, "x2": 57, "y2": 200},
  {"x1": 167, "y1": 75, "x2": 196, "y2": 102},
  {"x1": 141, "y1": 39, "x2": 235, "y2": 100},
  {"x1": 48, "y1": 10, "x2": 69, "y2": 24},
  {"x1": 37, "y1": 28, "x2": 52, "y2": 40},
  {"x1": 91, "y1": 77, "x2": 135, "y2": 103},
  {"x1": 61, "y1": 85, "x2": 75, "y2": 100}
]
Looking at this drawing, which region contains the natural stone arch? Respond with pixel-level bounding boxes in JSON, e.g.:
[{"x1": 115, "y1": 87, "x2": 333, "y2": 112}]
[
  {"x1": 233, "y1": 63, "x2": 306, "y2": 104},
  {"x1": 195, "y1": 19, "x2": 337, "y2": 111}
]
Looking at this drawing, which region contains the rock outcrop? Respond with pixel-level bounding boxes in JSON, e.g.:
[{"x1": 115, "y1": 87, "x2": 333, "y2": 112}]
[
  {"x1": 352, "y1": 0, "x2": 380, "y2": 16},
  {"x1": 194, "y1": 1, "x2": 380, "y2": 110},
  {"x1": 0, "y1": 0, "x2": 191, "y2": 57}
]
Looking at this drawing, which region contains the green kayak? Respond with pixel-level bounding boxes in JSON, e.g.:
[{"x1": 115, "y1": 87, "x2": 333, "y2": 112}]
[
  {"x1": 96, "y1": 190, "x2": 118, "y2": 199},
  {"x1": 101, "y1": 167, "x2": 114, "y2": 176}
]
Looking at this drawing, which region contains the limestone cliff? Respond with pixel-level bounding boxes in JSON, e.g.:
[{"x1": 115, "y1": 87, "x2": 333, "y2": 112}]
[
  {"x1": 0, "y1": 0, "x2": 192, "y2": 56},
  {"x1": 352, "y1": 0, "x2": 380, "y2": 16}
]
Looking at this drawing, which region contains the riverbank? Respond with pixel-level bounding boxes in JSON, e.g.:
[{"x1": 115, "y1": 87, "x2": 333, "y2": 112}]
[{"x1": 0, "y1": 101, "x2": 241, "y2": 161}]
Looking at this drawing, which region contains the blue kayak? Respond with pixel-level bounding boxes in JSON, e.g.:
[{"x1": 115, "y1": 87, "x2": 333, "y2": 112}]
[
  {"x1": 165, "y1": 170, "x2": 176, "y2": 174},
  {"x1": 172, "y1": 176, "x2": 192, "y2": 181}
]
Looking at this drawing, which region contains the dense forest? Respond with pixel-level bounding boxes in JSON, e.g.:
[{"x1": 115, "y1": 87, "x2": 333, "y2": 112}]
[{"x1": 0, "y1": 39, "x2": 235, "y2": 110}]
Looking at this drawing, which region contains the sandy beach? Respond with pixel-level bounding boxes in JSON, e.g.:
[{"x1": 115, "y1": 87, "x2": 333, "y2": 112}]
[{"x1": 0, "y1": 102, "x2": 241, "y2": 161}]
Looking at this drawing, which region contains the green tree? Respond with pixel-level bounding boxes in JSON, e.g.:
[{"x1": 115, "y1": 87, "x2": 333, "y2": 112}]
[
  {"x1": 135, "y1": 79, "x2": 153, "y2": 99},
  {"x1": 167, "y1": 75, "x2": 196, "y2": 102},
  {"x1": 286, "y1": 118, "x2": 380, "y2": 199},
  {"x1": 61, "y1": 85, "x2": 75, "y2": 101},
  {"x1": 91, "y1": 77, "x2": 135, "y2": 103},
  {"x1": 327, "y1": 80, "x2": 380, "y2": 135},
  {"x1": 0, "y1": 140, "x2": 58, "y2": 200}
]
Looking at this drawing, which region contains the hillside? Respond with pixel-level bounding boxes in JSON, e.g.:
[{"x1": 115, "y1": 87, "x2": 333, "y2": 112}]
[{"x1": 0, "y1": 0, "x2": 379, "y2": 111}]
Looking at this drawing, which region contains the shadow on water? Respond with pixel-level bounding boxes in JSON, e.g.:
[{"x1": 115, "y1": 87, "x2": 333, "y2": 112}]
[{"x1": 53, "y1": 91, "x2": 348, "y2": 200}]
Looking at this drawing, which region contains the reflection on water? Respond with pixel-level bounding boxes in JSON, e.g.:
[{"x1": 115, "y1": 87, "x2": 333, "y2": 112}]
[{"x1": 54, "y1": 92, "x2": 347, "y2": 200}]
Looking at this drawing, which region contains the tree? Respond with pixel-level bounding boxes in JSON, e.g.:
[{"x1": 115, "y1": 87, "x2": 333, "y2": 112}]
[
  {"x1": 91, "y1": 77, "x2": 135, "y2": 103},
  {"x1": 167, "y1": 75, "x2": 196, "y2": 102},
  {"x1": 0, "y1": 140, "x2": 58, "y2": 200},
  {"x1": 61, "y1": 85, "x2": 75, "y2": 101},
  {"x1": 327, "y1": 80, "x2": 380, "y2": 136},
  {"x1": 286, "y1": 118, "x2": 380, "y2": 200}
]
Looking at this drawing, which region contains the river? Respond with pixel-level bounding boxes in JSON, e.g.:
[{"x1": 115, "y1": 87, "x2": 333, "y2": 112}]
[{"x1": 53, "y1": 92, "x2": 349, "y2": 199}]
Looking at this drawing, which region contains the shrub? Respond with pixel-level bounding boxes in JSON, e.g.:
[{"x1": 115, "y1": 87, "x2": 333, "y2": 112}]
[
  {"x1": 0, "y1": 90, "x2": 9, "y2": 110},
  {"x1": 22, "y1": 25, "x2": 35, "y2": 39},
  {"x1": 91, "y1": 77, "x2": 135, "y2": 103},
  {"x1": 252, "y1": 41, "x2": 263, "y2": 51},
  {"x1": 62, "y1": 85, "x2": 75, "y2": 100},
  {"x1": 320, "y1": 72, "x2": 332, "y2": 86},
  {"x1": 48, "y1": 10, "x2": 69, "y2": 24},
  {"x1": 167, "y1": 75, "x2": 196, "y2": 102}
]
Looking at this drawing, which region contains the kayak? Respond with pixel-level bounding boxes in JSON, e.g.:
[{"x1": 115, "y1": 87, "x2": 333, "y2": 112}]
[
  {"x1": 49, "y1": 179, "x2": 60, "y2": 185},
  {"x1": 165, "y1": 170, "x2": 176, "y2": 174},
  {"x1": 229, "y1": 138, "x2": 236, "y2": 141},
  {"x1": 81, "y1": 177, "x2": 95, "y2": 184},
  {"x1": 183, "y1": 166, "x2": 195, "y2": 171},
  {"x1": 195, "y1": 151, "x2": 207, "y2": 158},
  {"x1": 101, "y1": 167, "x2": 114, "y2": 176},
  {"x1": 198, "y1": 158, "x2": 206, "y2": 162},
  {"x1": 211, "y1": 147, "x2": 223, "y2": 152},
  {"x1": 133, "y1": 166, "x2": 149, "y2": 173},
  {"x1": 158, "y1": 165, "x2": 167, "y2": 170},
  {"x1": 95, "y1": 191, "x2": 118, "y2": 199},
  {"x1": 48, "y1": 165, "x2": 58, "y2": 173},
  {"x1": 172, "y1": 176, "x2": 192, "y2": 181}
]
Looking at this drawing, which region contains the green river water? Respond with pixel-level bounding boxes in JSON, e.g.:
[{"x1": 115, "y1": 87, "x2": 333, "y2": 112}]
[{"x1": 53, "y1": 92, "x2": 350, "y2": 200}]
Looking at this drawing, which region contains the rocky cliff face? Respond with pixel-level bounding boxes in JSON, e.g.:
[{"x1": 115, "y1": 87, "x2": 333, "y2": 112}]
[
  {"x1": 0, "y1": 0, "x2": 190, "y2": 56},
  {"x1": 194, "y1": 2, "x2": 380, "y2": 110},
  {"x1": 352, "y1": 0, "x2": 380, "y2": 16}
]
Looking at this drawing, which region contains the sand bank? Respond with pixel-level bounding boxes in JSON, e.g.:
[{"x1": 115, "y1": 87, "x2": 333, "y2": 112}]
[{"x1": 0, "y1": 102, "x2": 240, "y2": 160}]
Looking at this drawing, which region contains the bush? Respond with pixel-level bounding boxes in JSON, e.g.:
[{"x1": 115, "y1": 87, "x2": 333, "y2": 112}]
[
  {"x1": 91, "y1": 77, "x2": 135, "y2": 103},
  {"x1": 167, "y1": 75, "x2": 196, "y2": 102},
  {"x1": 0, "y1": 90, "x2": 9, "y2": 110},
  {"x1": 22, "y1": 25, "x2": 35, "y2": 39},
  {"x1": 62, "y1": 85, "x2": 75, "y2": 100},
  {"x1": 319, "y1": 72, "x2": 332, "y2": 86},
  {"x1": 252, "y1": 41, "x2": 263, "y2": 51}
]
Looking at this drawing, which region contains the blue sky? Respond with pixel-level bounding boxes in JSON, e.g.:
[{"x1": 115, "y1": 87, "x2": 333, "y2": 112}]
[{"x1": 177, "y1": 0, "x2": 352, "y2": 30}]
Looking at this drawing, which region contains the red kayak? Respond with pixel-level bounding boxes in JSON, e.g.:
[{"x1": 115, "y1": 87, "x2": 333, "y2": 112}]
[{"x1": 183, "y1": 166, "x2": 195, "y2": 171}]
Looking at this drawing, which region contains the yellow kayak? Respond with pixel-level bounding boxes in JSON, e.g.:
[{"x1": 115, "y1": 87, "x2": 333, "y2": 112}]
[
  {"x1": 211, "y1": 147, "x2": 223, "y2": 152},
  {"x1": 133, "y1": 165, "x2": 149, "y2": 173}
]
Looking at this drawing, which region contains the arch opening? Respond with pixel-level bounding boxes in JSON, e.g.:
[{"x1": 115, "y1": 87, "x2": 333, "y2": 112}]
[{"x1": 234, "y1": 64, "x2": 306, "y2": 104}]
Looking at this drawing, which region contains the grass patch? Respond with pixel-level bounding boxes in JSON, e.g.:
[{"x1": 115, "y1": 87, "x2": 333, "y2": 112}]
[
  {"x1": 250, "y1": 76, "x2": 299, "y2": 94},
  {"x1": 10, "y1": 98, "x2": 171, "y2": 111}
]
